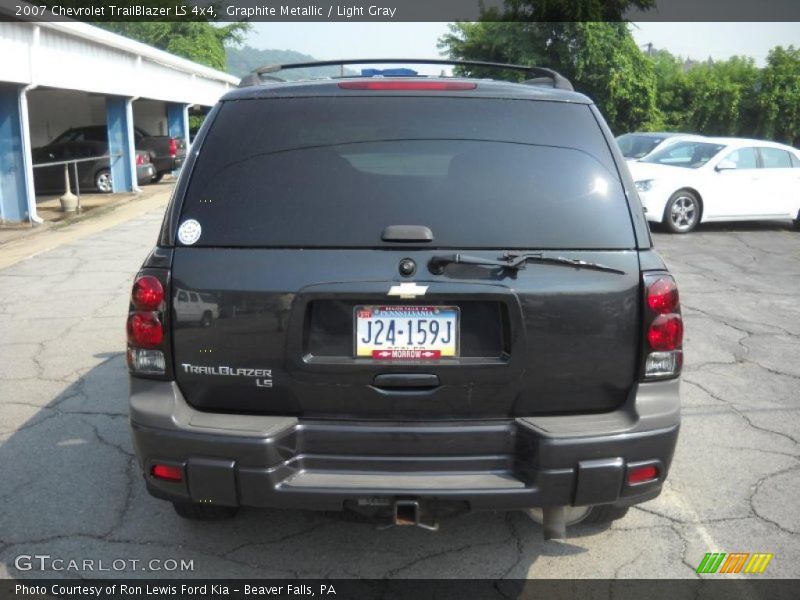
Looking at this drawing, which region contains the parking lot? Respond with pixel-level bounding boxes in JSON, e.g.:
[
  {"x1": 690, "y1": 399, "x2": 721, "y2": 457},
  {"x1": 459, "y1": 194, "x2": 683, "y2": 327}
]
[{"x1": 0, "y1": 197, "x2": 798, "y2": 579}]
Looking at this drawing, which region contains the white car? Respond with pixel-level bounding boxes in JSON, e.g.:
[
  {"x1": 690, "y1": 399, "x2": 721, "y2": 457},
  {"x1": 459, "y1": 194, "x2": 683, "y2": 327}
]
[
  {"x1": 174, "y1": 288, "x2": 220, "y2": 327},
  {"x1": 616, "y1": 132, "x2": 705, "y2": 162},
  {"x1": 629, "y1": 137, "x2": 800, "y2": 233}
]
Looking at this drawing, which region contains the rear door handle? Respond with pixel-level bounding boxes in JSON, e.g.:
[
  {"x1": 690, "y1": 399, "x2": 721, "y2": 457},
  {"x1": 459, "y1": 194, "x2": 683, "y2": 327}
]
[{"x1": 373, "y1": 373, "x2": 440, "y2": 389}]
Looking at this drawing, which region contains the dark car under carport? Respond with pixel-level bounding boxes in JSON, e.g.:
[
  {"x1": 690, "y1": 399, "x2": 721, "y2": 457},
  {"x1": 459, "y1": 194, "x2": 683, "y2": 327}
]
[{"x1": 31, "y1": 127, "x2": 154, "y2": 193}]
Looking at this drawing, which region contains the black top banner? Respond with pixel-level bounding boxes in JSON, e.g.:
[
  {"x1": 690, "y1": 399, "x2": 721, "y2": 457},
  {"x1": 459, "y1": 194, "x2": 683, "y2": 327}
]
[{"x1": 2, "y1": 0, "x2": 800, "y2": 22}]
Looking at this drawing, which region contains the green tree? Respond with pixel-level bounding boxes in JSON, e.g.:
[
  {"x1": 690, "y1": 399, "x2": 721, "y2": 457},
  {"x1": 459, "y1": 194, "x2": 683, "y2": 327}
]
[
  {"x1": 439, "y1": 22, "x2": 659, "y2": 132},
  {"x1": 681, "y1": 56, "x2": 759, "y2": 137},
  {"x1": 648, "y1": 49, "x2": 689, "y2": 130},
  {"x1": 100, "y1": 21, "x2": 249, "y2": 71},
  {"x1": 482, "y1": 0, "x2": 656, "y2": 21},
  {"x1": 754, "y1": 46, "x2": 800, "y2": 146}
]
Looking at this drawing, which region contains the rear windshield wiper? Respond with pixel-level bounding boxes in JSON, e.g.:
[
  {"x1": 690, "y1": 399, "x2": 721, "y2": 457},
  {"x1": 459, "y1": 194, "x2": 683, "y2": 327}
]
[{"x1": 428, "y1": 252, "x2": 626, "y2": 276}]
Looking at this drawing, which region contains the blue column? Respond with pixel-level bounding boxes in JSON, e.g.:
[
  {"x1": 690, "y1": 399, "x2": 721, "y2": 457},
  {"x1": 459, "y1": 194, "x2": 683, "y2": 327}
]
[
  {"x1": 106, "y1": 96, "x2": 135, "y2": 193},
  {"x1": 167, "y1": 103, "x2": 189, "y2": 171},
  {"x1": 0, "y1": 85, "x2": 31, "y2": 223}
]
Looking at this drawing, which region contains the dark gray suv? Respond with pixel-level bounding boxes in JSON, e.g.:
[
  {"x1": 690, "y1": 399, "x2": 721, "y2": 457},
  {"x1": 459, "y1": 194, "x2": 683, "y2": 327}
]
[{"x1": 126, "y1": 60, "x2": 682, "y2": 539}]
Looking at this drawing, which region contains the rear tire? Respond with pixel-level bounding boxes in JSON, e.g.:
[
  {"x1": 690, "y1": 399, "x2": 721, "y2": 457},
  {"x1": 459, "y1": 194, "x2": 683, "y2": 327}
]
[
  {"x1": 151, "y1": 172, "x2": 165, "y2": 184},
  {"x1": 201, "y1": 311, "x2": 213, "y2": 328},
  {"x1": 172, "y1": 502, "x2": 238, "y2": 520},
  {"x1": 525, "y1": 506, "x2": 591, "y2": 526},
  {"x1": 580, "y1": 504, "x2": 629, "y2": 524},
  {"x1": 662, "y1": 190, "x2": 700, "y2": 233}
]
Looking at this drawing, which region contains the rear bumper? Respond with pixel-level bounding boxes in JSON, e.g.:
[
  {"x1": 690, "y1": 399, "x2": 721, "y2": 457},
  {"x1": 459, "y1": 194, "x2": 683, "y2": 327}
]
[
  {"x1": 152, "y1": 155, "x2": 185, "y2": 174},
  {"x1": 136, "y1": 164, "x2": 155, "y2": 185},
  {"x1": 129, "y1": 379, "x2": 680, "y2": 512}
]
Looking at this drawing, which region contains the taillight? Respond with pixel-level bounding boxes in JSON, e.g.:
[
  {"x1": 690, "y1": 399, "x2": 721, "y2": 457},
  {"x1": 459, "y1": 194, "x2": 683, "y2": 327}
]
[
  {"x1": 647, "y1": 277, "x2": 679, "y2": 314},
  {"x1": 168, "y1": 138, "x2": 178, "y2": 157},
  {"x1": 132, "y1": 275, "x2": 164, "y2": 310},
  {"x1": 337, "y1": 80, "x2": 477, "y2": 91},
  {"x1": 642, "y1": 273, "x2": 683, "y2": 379},
  {"x1": 127, "y1": 348, "x2": 165, "y2": 374},
  {"x1": 136, "y1": 153, "x2": 149, "y2": 165},
  {"x1": 127, "y1": 272, "x2": 167, "y2": 376},
  {"x1": 127, "y1": 312, "x2": 163, "y2": 348},
  {"x1": 647, "y1": 314, "x2": 683, "y2": 351}
]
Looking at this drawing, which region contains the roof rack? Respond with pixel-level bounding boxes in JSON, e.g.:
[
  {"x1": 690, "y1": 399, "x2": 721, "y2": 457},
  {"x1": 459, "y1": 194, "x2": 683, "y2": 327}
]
[{"x1": 238, "y1": 58, "x2": 574, "y2": 91}]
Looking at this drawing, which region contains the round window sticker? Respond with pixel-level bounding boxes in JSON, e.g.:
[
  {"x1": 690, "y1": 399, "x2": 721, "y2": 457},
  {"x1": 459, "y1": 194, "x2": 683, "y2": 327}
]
[{"x1": 178, "y1": 219, "x2": 202, "y2": 245}]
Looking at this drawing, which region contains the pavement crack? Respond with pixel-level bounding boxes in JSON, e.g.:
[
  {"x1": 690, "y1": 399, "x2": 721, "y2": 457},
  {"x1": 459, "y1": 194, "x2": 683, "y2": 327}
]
[
  {"x1": 384, "y1": 535, "x2": 512, "y2": 578},
  {"x1": 103, "y1": 457, "x2": 138, "y2": 539},
  {"x1": 670, "y1": 524, "x2": 701, "y2": 579},
  {"x1": 631, "y1": 505, "x2": 752, "y2": 528},
  {"x1": 78, "y1": 416, "x2": 134, "y2": 458},
  {"x1": 718, "y1": 444, "x2": 800, "y2": 460},
  {"x1": 748, "y1": 463, "x2": 800, "y2": 535},
  {"x1": 682, "y1": 379, "x2": 800, "y2": 446},
  {"x1": 221, "y1": 521, "x2": 334, "y2": 560},
  {"x1": 498, "y1": 511, "x2": 525, "y2": 579},
  {"x1": 613, "y1": 553, "x2": 640, "y2": 579},
  {"x1": 682, "y1": 302, "x2": 795, "y2": 338}
]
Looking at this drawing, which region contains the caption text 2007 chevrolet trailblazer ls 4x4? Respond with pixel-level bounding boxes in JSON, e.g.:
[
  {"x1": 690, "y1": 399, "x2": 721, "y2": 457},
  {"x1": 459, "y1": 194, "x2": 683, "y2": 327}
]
[{"x1": 126, "y1": 60, "x2": 683, "y2": 539}]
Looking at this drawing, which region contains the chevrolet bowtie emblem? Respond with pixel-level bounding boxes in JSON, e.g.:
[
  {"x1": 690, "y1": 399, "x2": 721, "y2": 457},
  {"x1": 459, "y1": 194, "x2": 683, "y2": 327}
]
[{"x1": 387, "y1": 282, "x2": 429, "y2": 299}]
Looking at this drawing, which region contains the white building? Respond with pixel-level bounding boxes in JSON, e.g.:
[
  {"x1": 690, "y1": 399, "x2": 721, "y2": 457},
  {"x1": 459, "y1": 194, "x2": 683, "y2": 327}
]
[{"x1": 0, "y1": 18, "x2": 239, "y2": 224}]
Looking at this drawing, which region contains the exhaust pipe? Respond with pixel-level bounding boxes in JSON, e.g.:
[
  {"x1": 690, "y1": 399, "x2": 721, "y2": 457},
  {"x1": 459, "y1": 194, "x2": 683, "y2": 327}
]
[
  {"x1": 541, "y1": 506, "x2": 567, "y2": 540},
  {"x1": 527, "y1": 505, "x2": 591, "y2": 540}
]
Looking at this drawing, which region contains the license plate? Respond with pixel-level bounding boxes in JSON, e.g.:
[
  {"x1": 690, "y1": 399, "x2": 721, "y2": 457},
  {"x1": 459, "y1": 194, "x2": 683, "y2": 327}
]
[{"x1": 355, "y1": 305, "x2": 459, "y2": 359}]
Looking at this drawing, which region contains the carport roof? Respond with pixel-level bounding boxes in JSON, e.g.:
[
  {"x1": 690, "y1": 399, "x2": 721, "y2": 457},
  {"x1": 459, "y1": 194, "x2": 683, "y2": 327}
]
[
  {"x1": 0, "y1": 20, "x2": 239, "y2": 106},
  {"x1": 39, "y1": 21, "x2": 240, "y2": 85}
]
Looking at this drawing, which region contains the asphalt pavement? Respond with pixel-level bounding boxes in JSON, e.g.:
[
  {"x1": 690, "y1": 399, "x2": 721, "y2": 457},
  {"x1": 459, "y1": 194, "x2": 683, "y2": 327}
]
[{"x1": 1, "y1": 202, "x2": 798, "y2": 579}]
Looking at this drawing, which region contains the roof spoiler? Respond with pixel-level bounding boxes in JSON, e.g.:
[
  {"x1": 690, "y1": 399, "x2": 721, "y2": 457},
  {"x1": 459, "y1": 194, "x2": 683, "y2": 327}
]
[{"x1": 238, "y1": 58, "x2": 573, "y2": 91}]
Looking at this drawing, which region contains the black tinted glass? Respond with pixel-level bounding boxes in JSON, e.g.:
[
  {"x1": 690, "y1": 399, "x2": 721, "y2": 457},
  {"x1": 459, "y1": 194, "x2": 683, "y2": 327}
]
[
  {"x1": 52, "y1": 130, "x2": 79, "y2": 144},
  {"x1": 83, "y1": 127, "x2": 108, "y2": 142},
  {"x1": 181, "y1": 97, "x2": 634, "y2": 249},
  {"x1": 616, "y1": 134, "x2": 664, "y2": 159}
]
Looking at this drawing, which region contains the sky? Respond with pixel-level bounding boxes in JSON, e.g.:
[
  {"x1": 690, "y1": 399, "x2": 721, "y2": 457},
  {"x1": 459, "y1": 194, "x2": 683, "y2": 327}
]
[{"x1": 245, "y1": 22, "x2": 800, "y2": 68}]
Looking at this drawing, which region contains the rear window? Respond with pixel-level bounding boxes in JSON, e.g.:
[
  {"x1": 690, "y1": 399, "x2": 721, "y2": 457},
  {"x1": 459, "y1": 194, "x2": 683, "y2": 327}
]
[
  {"x1": 180, "y1": 96, "x2": 635, "y2": 249},
  {"x1": 759, "y1": 147, "x2": 793, "y2": 169},
  {"x1": 616, "y1": 133, "x2": 666, "y2": 159}
]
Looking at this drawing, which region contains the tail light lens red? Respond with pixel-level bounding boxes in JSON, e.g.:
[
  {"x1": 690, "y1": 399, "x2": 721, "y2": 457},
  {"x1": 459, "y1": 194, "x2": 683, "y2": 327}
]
[
  {"x1": 127, "y1": 312, "x2": 163, "y2": 348},
  {"x1": 168, "y1": 138, "x2": 178, "y2": 157},
  {"x1": 128, "y1": 272, "x2": 168, "y2": 377},
  {"x1": 647, "y1": 314, "x2": 684, "y2": 351},
  {"x1": 132, "y1": 275, "x2": 164, "y2": 311},
  {"x1": 135, "y1": 152, "x2": 149, "y2": 165},
  {"x1": 647, "y1": 277, "x2": 679, "y2": 314},
  {"x1": 642, "y1": 273, "x2": 683, "y2": 379}
]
